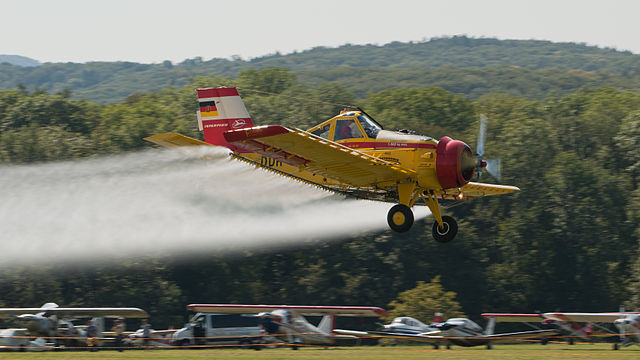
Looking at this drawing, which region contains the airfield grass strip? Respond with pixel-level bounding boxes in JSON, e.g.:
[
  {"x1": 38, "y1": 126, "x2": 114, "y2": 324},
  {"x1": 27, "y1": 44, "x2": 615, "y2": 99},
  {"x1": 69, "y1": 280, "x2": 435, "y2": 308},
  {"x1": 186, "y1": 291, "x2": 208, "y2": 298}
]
[{"x1": 1, "y1": 344, "x2": 639, "y2": 360}]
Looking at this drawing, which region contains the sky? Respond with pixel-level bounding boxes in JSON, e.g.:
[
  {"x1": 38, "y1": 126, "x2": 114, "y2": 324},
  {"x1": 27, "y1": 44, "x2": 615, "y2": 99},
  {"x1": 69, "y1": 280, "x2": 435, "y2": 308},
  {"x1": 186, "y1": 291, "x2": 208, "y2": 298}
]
[{"x1": 1, "y1": 0, "x2": 639, "y2": 64}]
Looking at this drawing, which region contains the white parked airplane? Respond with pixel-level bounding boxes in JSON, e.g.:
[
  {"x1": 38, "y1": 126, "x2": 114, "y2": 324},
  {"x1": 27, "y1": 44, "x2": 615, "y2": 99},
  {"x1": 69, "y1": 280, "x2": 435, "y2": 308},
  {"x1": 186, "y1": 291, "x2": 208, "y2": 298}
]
[
  {"x1": 0, "y1": 303, "x2": 148, "y2": 347},
  {"x1": 336, "y1": 315, "x2": 558, "y2": 349},
  {"x1": 0, "y1": 328, "x2": 54, "y2": 351},
  {"x1": 186, "y1": 304, "x2": 387, "y2": 349}
]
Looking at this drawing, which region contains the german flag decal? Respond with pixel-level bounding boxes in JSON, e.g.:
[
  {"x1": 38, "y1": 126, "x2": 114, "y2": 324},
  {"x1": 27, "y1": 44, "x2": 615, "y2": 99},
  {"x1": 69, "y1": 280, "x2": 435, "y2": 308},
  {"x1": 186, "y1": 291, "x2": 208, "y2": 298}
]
[{"x1": 200, "y1": 101, "x2": 218, "y2": 117}]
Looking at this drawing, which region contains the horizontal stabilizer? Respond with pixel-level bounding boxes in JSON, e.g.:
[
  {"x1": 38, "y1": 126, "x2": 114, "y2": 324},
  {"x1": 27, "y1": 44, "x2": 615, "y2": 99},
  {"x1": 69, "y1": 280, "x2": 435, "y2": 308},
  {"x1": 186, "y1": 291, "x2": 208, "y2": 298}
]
[
  {"x1": 482, "y1": 313, "x2": 543, "y2": 322},
  {"x1": 144, "y1": 133, "x2": 212, "y2": 148}
]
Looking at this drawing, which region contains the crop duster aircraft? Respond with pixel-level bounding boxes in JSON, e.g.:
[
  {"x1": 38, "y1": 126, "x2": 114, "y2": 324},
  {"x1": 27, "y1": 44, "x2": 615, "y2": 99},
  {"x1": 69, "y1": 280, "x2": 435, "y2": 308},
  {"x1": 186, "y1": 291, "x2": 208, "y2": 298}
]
[
  {"x1": 186, "y1": 304, "x2": 387, "y2": 348},
  {"x1": 145, "y1": 87, "x2": 519, "y2": 242}
]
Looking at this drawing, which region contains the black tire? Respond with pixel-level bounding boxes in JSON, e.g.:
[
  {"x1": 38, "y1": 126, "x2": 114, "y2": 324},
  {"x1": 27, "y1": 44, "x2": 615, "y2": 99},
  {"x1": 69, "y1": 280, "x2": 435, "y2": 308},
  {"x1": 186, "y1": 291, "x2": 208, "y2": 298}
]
[
  {"x1": 387, "y1": 204, "x2": 414, "y2": 232},
  {"x1": 432, "y1": 216, "x2": 458, "y2": 243}
]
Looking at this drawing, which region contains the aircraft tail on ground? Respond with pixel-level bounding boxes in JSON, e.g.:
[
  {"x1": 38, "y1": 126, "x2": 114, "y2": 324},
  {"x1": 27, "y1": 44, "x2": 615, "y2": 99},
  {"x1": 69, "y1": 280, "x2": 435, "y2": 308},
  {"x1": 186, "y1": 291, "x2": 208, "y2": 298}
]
[
  {"x1": 196, "y1": 87, "x2": 255, "y2": 151},
  {"x1": 92, "y1": 317, "x2": 104, "y2": 338},
  {"x1": 318, "y1": 315, "x2": 335, "y2": 334},
  {"x1": 485, "y1": 316, "x2": 495, "y2": 335}
]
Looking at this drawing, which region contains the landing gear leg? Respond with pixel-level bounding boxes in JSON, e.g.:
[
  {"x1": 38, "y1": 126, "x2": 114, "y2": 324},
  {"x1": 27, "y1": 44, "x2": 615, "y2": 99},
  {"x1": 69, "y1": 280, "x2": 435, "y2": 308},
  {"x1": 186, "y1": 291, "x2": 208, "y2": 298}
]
[
  {"x1": 423, "y1": 191, "x2": 458, "y2": 243},
  {"x1": 387, "y1": 182, "x2": 418, "y2": 233}
]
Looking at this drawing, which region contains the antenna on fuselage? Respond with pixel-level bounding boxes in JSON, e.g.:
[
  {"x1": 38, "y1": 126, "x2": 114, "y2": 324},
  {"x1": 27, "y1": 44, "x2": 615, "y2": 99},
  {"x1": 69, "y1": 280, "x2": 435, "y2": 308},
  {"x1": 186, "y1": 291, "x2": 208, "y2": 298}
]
[{"x1": 355, "y1": 107, "x2": 385, "y2": 130}]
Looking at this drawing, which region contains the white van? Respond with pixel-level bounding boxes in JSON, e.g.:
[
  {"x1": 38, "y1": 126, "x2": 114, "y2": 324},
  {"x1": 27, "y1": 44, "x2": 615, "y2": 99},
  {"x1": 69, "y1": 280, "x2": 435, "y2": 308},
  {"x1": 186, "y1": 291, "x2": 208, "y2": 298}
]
[{"x1": 171, "y1": 313, "x2": 269, "y2": 348}]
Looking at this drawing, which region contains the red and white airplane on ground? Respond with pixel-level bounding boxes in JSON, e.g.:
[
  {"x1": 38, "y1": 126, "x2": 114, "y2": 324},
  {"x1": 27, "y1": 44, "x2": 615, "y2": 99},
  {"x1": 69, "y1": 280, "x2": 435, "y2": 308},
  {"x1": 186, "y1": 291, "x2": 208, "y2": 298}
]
[
  {"x1": 544, "y1": 312, "x2": 640, "y2": 350},
  {"x1": 185, "y1": 304, "x2": 387, "y2": 349},
  {"x1": 483, "y1": 310, "x2": 640, "y2": 349}
]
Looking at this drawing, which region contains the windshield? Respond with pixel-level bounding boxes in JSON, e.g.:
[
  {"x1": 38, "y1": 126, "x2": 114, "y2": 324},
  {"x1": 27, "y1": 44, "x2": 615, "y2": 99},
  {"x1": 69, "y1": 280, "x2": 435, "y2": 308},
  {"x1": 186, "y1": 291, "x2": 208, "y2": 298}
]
[
  {"x1": 357, "y1": 115, "x2": 381, "y2": 138},
  {"x1": 335, "y1": 119, "x2": 364, "y2": 141},
  {"x1": 310, "y1": 124, "x2": 330, "y2": 139}
]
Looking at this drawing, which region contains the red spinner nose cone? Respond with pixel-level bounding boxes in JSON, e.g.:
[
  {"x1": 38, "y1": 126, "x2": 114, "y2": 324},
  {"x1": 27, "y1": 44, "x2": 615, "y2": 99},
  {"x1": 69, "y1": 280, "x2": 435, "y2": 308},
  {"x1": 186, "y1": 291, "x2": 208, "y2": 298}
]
[{"x1": 436, "y1": 136, "x2": 474, "y2": 189}]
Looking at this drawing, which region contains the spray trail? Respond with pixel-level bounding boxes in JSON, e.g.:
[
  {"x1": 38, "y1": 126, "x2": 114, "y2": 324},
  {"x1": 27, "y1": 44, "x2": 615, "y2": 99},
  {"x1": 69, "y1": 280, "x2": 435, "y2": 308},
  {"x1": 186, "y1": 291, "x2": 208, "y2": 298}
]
[{"x1": 0, "y1": 148, "x2": 429, "y2": 267}]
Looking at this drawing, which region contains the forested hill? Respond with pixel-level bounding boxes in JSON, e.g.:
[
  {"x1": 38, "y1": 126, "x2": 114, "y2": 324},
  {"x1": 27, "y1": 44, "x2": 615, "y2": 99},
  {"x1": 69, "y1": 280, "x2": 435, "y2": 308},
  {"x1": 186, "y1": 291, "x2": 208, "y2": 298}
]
[
  {"x1": 2, "y1": 36, "x2": 640, "y2": 103},
  {"x1": 0, "y1": 55, "x2": 40, "y2": 67}
]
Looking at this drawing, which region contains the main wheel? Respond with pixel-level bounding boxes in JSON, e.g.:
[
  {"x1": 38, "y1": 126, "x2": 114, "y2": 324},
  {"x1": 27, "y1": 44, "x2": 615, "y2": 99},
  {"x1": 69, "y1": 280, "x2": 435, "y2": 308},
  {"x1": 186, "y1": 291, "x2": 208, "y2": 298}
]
[
  {"x1": 432, "y1": 215, "x2": 458, "y2": 243},
  {"x1": 387, "y1": 204, "x2": 414, "y2": 232}
]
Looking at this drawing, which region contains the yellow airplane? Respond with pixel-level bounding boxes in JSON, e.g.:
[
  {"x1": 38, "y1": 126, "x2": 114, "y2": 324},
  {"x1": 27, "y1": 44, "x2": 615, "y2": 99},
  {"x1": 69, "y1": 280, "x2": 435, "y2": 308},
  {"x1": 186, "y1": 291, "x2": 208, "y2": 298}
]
[{"x1": 145, "y1": 87, "x2": 519, "y2": 242}]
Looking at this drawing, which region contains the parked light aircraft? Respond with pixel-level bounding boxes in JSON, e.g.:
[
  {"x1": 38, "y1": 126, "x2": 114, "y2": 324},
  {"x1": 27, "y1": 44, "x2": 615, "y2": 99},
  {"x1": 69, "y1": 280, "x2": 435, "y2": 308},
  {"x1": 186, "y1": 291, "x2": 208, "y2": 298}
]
[
  {"x1": 125, "y1": 328, "x2": 175, "y2": 348},
  {"x1": 542, "y1": 312, "x2": 640, "y2": 350},
  {"x1": 186, "y1": 304, "x2": 387, "y2": 348},
  {"x1": 0, "y1": 328, "x2": 54, "y2": 351},
  {"x1": 335, "y1": 315, "x2": 558, "y2": 349},
  {"x1": 145, "y1": 87, "x2": 519, "y2": 242},
  {"x1": 0, "y1": 303, "x2": 148, "y2": 346},
  {"x1": 482, "y1": 313, "x2": 596, "y2": 344}
]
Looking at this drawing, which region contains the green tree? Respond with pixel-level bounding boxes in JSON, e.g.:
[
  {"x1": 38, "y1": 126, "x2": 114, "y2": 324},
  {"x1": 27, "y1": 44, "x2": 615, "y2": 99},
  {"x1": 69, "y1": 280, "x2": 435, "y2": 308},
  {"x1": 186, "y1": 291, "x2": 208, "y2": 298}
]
[
  {"x1": 366, "y1": 87, "x2": 475, "y2": 139},
  {"x1": 236, "y1": 67, "x2": 295, "y2": 94},
  {"x1": 386, "y1": 276, "x2": 464, "y2": 322}
]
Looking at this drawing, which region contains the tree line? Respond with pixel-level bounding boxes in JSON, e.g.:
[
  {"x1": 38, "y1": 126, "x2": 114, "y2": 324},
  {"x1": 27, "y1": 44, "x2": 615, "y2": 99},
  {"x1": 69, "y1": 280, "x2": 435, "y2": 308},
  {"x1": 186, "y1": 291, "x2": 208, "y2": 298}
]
[
  {"x1": 2, "y1": 36, "x2": 640, "y2": 103},
  {"x1": 1, "y1": 67, "x2": 639, "y2": 330}
]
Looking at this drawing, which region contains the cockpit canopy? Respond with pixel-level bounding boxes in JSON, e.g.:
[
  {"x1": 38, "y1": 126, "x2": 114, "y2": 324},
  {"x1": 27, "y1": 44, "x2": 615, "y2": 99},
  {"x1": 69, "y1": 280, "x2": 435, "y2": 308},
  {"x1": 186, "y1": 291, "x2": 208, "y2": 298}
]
[
  {"x1": 392, "y1": 316, "x2": 426, "y2": 328},
  {"x1": 307, "y1": 110, "x2": 432, "y2": 143},
  {"x1": 308, "y1": 111, "x2": 381, "y2": 141},
  {"x1": 448, "y1": 318, "x2": 482, "y2": 332}
]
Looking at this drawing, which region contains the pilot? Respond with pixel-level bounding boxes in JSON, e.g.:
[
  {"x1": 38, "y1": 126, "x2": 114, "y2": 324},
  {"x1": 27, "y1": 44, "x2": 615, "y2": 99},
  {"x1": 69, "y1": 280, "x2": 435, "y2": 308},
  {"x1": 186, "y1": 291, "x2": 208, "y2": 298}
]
[{"x1": 338, "y1": 123, "x2": 353, "y2": 140}]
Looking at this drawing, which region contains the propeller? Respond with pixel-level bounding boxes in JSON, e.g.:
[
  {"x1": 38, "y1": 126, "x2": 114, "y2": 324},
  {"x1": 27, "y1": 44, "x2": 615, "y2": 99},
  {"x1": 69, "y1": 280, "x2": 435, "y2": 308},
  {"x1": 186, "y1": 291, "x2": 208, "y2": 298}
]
[{"x1": 475, "y1": 114, "x2": 501, "y2": 181}]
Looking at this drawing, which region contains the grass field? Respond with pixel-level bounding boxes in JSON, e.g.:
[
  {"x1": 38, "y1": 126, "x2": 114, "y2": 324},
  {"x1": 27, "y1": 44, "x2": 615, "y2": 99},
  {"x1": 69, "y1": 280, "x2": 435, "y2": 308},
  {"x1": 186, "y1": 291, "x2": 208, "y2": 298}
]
[{"x1": 1, "y1": 344, "x2": 638, "y2": 360}]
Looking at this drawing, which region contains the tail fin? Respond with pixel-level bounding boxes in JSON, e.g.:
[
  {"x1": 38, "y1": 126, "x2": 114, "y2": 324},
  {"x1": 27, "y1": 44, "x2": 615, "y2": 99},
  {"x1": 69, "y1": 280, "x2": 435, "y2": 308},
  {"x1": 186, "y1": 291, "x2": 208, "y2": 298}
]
[
  {"x1": 196, "y1": 87, "x2": 255, "y2": 151},
  {"x1": 318, "y1": 315, "x2": 335, "y2": 334},
  {"x1": 484, "y1": 316, "x2": 495, "y2": 335},
  {"x1": 92, "y1": 317, "x2": 105, "y2": 338}
]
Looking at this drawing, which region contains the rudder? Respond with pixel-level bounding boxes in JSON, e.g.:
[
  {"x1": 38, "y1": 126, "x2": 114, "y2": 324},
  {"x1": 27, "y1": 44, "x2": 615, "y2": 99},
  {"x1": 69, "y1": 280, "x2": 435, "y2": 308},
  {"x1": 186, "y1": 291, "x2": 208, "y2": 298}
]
[{"x1": 196, "y1": 87, "x2": 255, "y2": 151}]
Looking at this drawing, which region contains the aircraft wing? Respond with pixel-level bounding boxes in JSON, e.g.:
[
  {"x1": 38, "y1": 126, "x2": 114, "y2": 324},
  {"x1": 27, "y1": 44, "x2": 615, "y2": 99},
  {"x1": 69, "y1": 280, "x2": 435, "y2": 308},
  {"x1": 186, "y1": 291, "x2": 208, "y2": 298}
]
[
  {"x1": 441, "y1": 182, "x2": 520, "y2": 200},
  {"x1": 223, "y1": 126, "x2": 416, "y2": 187},
  {"x1": 339, "y1": 329, "x2": 449, "y2": 344},
  {"x1": 483, "y1": 329, "x2": 559, "y2": 340},
  {"x1": 187, "y1": 304, "x2": 388, "y2": 317},
  {"x1": 0, "y1": 308, "x2": 148, "y2": 318},
  {"x1": 335, "y1": 328, "x2": 556, "y2": 342},
  {"x1": 482, "y1": 313, "x2": 543, "y2": 323},
  {"x1": 542, "y1": 312, "x2": 638, "y2": 323}
]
